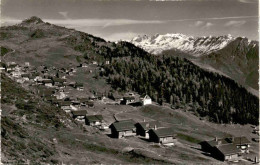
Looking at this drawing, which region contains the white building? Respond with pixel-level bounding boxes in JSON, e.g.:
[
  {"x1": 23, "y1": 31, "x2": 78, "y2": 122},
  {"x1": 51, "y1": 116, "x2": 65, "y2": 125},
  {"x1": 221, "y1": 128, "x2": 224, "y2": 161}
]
[{"x1": 142, "y1": 95, "x2": 152, "y2": 106}]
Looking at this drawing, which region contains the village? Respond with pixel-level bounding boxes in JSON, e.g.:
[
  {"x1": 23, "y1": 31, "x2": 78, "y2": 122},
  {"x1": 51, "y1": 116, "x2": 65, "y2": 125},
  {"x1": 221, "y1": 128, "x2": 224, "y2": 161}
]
[{"x1": 1, "y1": 60, "x2": 259, "y2": 164}]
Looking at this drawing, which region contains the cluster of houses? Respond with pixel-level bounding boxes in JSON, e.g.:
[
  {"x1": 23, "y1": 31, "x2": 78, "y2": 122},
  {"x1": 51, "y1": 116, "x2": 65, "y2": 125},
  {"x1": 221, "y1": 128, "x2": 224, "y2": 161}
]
[
  {"x1": 4, "y1": 61, "x2": 258, "y2": 163},
  {"x1": 200, "y1": 136, "x2": 256, "y2": 162},
  {"x1": 119, "y1": 93, "x2": 152, "y2": 106},
  {"x1": 110, "y1": 119, "x2": 177, "y2": 145},
  {"x1": 2, "y1": 62, "x2": 84, "y2": 89},
  {"x1": 3, "y1": 61, "x2": 154, "y2": 107}
]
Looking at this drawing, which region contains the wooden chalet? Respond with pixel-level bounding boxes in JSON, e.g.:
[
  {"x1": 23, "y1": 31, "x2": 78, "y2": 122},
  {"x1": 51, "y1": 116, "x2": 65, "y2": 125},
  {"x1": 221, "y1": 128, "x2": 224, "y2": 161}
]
[
  {"x1": 200, "y1": 137, "x2": 230, "y2": 153},
  {"x1": 200, "y1": 136, "x2": 251, "y2": 154},
  {"x1": 110, "y1": 120, "x2": 136, "y2": 138},
  {"x1": 52, "y1": 78, "x2": 66, "y2": 86},
  {"x1": 6, "y1": 63, "x2": 18, "y2": 72},
  {"x1": 135, "y1": 120, "x2": 161, "y2": 138},
  {"x1": 71, "y1": 100, "x2": 81, "y2": 108},
  {"x1": 42, "y1": 79, "x2": 53, "y2": 87},
  {"x1": 109, "y1": 93, "x2": 123, "y2": 102},
  {"x1": 21, "y1": 73, "x2": 30, "y2": 78},
  {"x1": 148, "y1": 127, "x2": 177, "y2": 145},
  {"x1": 85, "y1": 101, "x2": 94, "y2": 108},
  {"x1": 71, "y1": 110, "x2": 88, "y2": 121},
  {"x1": 68, "y1": 81, "x2": 76, "y2": 87},
  {"x1": 39, "y1": 89, "x2": 55, "y2": 97},
  {"x1": 85, "y1": 115, "x2": 104, "y2": 126},
  {"x1": 213, "y1": 144, "x2": 242, "y2": 161},
  {"x1": 122, "y1": 96, "x2": 135, "y2": 105},
  {"x1": 75, "y1": 82, "x2": 84, "y2": 91},
  {"x1": 58, "y1": 101, "x2": 71, "y2": 110},
  {"x1": 227, "y1": 137, "x2": 251, "y2": 153},
  {"x1": 78, "y1": 98, "x2": 89, "y2": 106},
  {"x1": 78, "y1": 63, "x2": 88, "y2": 68},
  {"x1": 89, "y1": 94, "x2": 97, "y2": 101}
]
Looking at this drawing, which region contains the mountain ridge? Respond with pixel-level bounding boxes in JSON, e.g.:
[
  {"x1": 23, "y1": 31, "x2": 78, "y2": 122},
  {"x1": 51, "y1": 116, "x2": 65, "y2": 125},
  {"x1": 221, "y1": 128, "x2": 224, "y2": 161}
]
[
  {"x1": 130, "y1": 33, "x2": 259, "y2": 92},
  {"x1": 130, "y1": 33, "x2": 257, "y2": 56}
]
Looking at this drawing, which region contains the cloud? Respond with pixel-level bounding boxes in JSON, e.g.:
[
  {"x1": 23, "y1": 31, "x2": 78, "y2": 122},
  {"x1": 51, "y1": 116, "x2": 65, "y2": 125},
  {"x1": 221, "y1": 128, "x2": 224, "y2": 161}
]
[
  {"x1": 238, "y1": 0, "x2": 258, "y2": 3},
  {"x1": 202, "y1": 22, "x2": 214, "y2": 29},
  {"x1": 224, "y1": 20, "x2": 246, "y2": 27},
  {"x1": 58, "y1": 12, "x2": 69, "y2": 19},
  {"x1": 44, "y1": 19, "x2": 164, "y2": 28},
  {"x1": 191, "y1": 21, "x2": 213, "y2": 29},
  {"x1": 2, "y1": 15, "x2": 257, "y2": 27},
  {"x1": 104, "y1": 32, "x2": 143, "y2": 41},
  {"x1": 0, "y1": 17, "x2": 21, "y2": 25},
  {"x1": 194, "y1": 21, "x2": 204, "y2": 27},
  {"x1": 168, "y1": 15, "x2": 257, "y2": 23}
]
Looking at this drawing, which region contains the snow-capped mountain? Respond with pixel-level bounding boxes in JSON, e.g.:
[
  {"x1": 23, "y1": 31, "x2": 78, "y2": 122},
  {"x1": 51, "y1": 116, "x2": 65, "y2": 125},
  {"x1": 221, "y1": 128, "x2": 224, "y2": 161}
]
[
  {"x1": 131, "y1": 33, "x2": 259, "y2": 94},
  {"x1": 130, "y1": 33, "x2": 238, "y2": 56}
]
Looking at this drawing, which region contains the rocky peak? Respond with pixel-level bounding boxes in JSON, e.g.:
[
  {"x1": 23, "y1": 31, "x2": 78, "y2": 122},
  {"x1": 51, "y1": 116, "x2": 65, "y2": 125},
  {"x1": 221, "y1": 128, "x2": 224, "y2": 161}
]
[{"x1": 21, "y1": 16, "x2": 44, "y2": 24}]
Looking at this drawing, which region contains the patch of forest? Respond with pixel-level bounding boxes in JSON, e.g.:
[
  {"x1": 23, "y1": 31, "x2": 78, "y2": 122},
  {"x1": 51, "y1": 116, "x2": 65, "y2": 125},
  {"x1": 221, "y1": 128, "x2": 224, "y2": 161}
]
[{"x1": 101, "y1": 55, "x2": 259, "y2": 125}]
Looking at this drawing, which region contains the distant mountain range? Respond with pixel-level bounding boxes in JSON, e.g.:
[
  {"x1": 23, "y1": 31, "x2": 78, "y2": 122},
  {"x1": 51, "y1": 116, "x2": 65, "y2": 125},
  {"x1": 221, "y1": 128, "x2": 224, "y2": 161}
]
[{"x1": 130, "y1": 33, "x2": 259, "y2": 94}]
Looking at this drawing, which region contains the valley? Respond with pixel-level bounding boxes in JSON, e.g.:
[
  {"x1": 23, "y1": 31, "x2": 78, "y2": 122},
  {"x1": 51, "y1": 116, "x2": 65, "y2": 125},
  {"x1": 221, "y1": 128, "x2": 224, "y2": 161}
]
[{"x1": 0, "y1": 17, "x2": 259, "y2": 164}]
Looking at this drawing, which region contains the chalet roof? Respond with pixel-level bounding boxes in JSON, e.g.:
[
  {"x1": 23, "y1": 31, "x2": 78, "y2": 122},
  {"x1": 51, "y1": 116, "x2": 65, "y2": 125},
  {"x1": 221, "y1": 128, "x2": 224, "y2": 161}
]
[
  {"x1": 215, "y1": 144, "x2": 241, "y2": 155},
  {"x1": 78, "y1": 98, "x2": 89, "y2": 103},
  {"x1": 123, "y1": 96, "x2": 135, "y2": 100},
  {"x1": 89, "y1": 94, "x2": 97, "y2": 99},
  {"x1": 141, "y1": 94, "x2": 151, "y2": 99},
  {"x1": 71, "y1": 101, "x2": 81, "y2": 105},
  {"x1": 56, "y1": 83, "x2": 65, "y2": 87},
  {"x1": 75, "y1": 82, "x2": 84, "y2": 87},
  {"x1": 143, "y1": 95, "x2": 151, "y2": 100},
  {"x1": 21, "y1": 74, "x2": 30, "y2": 77},
  {"x1": 112, "y1": 94, "x2": 122, "y2": 99},
  {"x1": 42, "y1": 79, "x2": 53, "y2": 83},
  {"x1": 52, "y1": 99, "x2": 63, "y2": 104},
  {"x1": 8, "y1": 64, "x2": 18, "y2": 68},
  {"x1": 111, "y1": 120, "x2": 135, "y2": 132},
  {"x1": 69, "y1": 82, "x2": 76, "y2": 85},
  {"x1": 136, "y1": 121, "x2": 161, "y2": 131},
  {"x1": 205, "y1": 137, "x2": 229, "y2": 147},
  {"x1": 149, "y1": 127, "x2": 176, "y2": 138},
  {"x1": 227, "y1": 137, "x2": 251, "y2": 145},
  {"x1": 206, "y1": 136, "x2": 251, "y2": 147},
  {"x1": 32, "y1": 72, "x2": 40, "y2": 76},
  {"x1": 71, "y1": 110, "x2": 88, "y2": 117},
  {"x1": 59, "y1": 101, "x2": 71, "y2": 106},
  {"x1": 86, "y1": 101, "x2": 94, "y2": 106},
  {"x1": 85, "y1": 115, "x2": 103, "y2": 122},
  {"x1": 96, "y1": 93, "x2": 104, "y2": 97}
]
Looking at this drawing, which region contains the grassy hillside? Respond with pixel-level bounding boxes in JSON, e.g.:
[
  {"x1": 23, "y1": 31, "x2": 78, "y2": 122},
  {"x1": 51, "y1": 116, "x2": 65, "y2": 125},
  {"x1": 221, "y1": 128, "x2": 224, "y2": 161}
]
[
  {"x1": 1, "y1": 74, "x2": 174, "y2": 164},
  {"x1": 2, "y1": 73, "x2": 239, "y2": 164},
  {"x1": 1, "y1": 17, "x2": 259, "y2": 164},
  {"x1": 102, "y1": 55, "x2": 259, "y2": 125}
]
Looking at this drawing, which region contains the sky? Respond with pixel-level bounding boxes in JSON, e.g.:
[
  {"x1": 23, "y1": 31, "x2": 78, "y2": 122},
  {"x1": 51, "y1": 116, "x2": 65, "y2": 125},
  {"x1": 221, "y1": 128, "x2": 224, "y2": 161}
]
[{"x1": 1, "y1": 0, "x2": 259, "y2": 41}]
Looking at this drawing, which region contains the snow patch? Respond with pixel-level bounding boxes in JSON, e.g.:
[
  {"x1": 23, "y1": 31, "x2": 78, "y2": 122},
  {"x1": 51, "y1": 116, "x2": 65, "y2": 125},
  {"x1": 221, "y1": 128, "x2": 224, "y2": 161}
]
[{"x1": 130, "y1": 33, "x2": 236, "y2": 56}]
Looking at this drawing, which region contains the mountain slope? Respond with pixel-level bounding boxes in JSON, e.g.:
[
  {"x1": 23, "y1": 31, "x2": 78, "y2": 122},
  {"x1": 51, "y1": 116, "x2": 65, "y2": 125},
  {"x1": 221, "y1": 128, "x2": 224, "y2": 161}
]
[
  {"x1": 1, "y1": 74, "x2": 177, "y2": 164},
  {"x1": 0, "y1": 16, "x2": 148, "y2": 68},
  {"x1": 130, "y1": 33, "x2": 259, "y2": 91},
  {"x1": 1, "y1": 16, "x2": 259, "y2": 164},
  {"x1": 199, "y1": 37, "x2": 259, "y2": 90}
]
